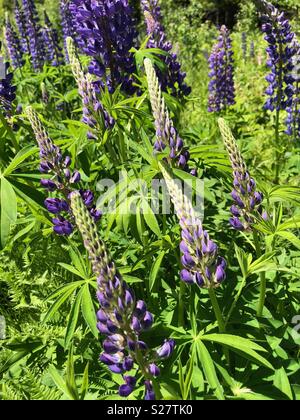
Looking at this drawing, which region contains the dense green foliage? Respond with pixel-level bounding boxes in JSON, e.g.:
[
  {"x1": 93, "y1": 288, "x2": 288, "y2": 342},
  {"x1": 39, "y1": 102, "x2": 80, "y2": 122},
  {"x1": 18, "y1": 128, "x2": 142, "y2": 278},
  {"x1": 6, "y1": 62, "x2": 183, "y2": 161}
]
[{"x1": 0, "y1": 0, "x2": 299, "y2": 401}]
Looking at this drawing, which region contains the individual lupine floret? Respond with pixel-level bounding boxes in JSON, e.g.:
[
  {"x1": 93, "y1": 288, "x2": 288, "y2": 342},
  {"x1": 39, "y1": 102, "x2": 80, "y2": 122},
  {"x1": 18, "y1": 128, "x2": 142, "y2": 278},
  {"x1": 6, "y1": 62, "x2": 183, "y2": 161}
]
[
  {"x1": 218, "y1": 118, "x2": 266, "y2": 231},
  {"x1": 258, "y1": 0, "x2": 296, "y2": 112},
  {"x1": 141, "y1": 0, "x2": 191, "y2": 98},
  {"x1": 43, "y1": 12, "x2": 63, "y2": 67},
  {"x1": 70, "y1": 191, "x2": 175, "y2": 400},
  {"x1": 0, "y1": 61, "x2": 16, "y2": 119},
  {"x1": 144, "y1": 58, "x2": 194, "y2": 174},
  {"x1": 15, "y1": 0, "x2": 29, "y2": 54},
  {"x1": 285, "y1": 39, "x2": 300, "y2": 140},
  {"x1": 4, "y1": 15, "x2": 24, "y2": 69},
  {"x1": 208, "y1": 25, "x2": 235, "y2": 113},
  {"x1": 70, "y1": 0, "x2": 137, "y2": 94},
  {"x1": 25, "y1": 107, "x2": 101, "y2": 235},
  {"x1": 160, "y1": 164, "x2": 226, "y2": 288},
  {"x1": 66, "y1": 37, "x2": 115, "y2": 139},
  {"x1": 22, "y1": 0, "x2": 45, "y2": 71}
]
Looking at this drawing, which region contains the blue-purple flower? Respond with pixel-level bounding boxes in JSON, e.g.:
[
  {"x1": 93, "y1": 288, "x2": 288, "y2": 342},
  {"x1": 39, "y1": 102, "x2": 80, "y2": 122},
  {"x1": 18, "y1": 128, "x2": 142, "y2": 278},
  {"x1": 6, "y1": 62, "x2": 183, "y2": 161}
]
[
  {"x1": 70, "y1": 0, "x2": 137, "y2": 94},
  {"x1": 259, "y1": 0, "x2": 296, "y2": 112},
  {"x1": 218, "y1": 118, "x2": 266, "y2": 231},
  {"x1": 22, "y1": 0, "x2": 45, "y2": 71},
  {"x1": 59, "y1": 0, "x2": 78, "y2": 63},
  {"x1": 15, "y1": 0, "x2": 29, "y2": 54},
  {"x1": 285, "y1": 39, "x2": 300, "y2": 140},
  {"x1": 208, "y1": 25, "x2": 235, "y2": 113},
  {"x1": 145, "y1": 58, "x2": 196, "y2": 175},
  {"x1": 161, "y1": 165, "x2": 226, "y2": 288},
  {"x1": 4, "y1": 15, "x2": 24, "y2": 69},
  {"x1": 25, "y1": 107, "x2": 102, "y2": 235},
  {"x1": 70, "y1": 191, "x2": 175, "y2": 400},
  {"x1": 43, "y1": 12, "x2": 63, "y2": 67},
  {"x1": 141, "y1": 0, "x2": 191, "y2": 97},
  {"x1": 0, "y1": 62, "x2": 16, "y2": 118}
]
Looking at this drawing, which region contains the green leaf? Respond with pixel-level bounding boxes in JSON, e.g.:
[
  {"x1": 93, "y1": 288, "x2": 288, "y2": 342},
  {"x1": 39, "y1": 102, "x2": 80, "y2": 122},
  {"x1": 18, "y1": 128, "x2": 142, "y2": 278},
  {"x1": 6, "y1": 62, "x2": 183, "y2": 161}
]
[
  {"x1": 0, "y1": 178, "x2": 17, "y2": 248},
  {"x1": 141, "y1": 199, "x2": 161, "y2": 237},
  {"x1": 195, "y1": 341, "x2": 225, "y2": 400},
  {"x1": 64, "y1": 290, "x2": 83, "y2": 348},
  {"x1": 201, "y1": 334, "x2": 274, "y2": 370},
  {"x1": 276, "y1": 231, "x2": 300, "y2": 250},
  {"x1": 149, "y1": 251, "x2": 165, "y2": 291},
  {"x1": 81, "y1": 284, "x2": 98, "y2": 338},
  {"x1": 274, "y1": 368, "x2": 293, "y2": 400}
]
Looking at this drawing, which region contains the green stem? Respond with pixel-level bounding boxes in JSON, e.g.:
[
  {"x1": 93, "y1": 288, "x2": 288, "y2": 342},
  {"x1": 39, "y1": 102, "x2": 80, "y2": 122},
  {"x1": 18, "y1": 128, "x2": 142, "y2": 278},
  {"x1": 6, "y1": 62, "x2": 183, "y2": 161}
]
[
  {"x1": 178, "y1": 281, "x2": 185, "y2": 328},
  {"x1": 0, "y1": 112, "x2": 20, "y2": 152},
  {"x1": 225, "y1": 275, "x2": 247, "y2": 327},
  {"x1": 208, "y1": 288, "x2": 230, "y2": 367},
  {"x1": 253, "y1": 229, "x2": 267, "y2": 317},
  {"x1": 208, "y1": 288, "x2": 225, "y2": 333},
  {"x1": 135, "y1": 348, "x2": 162, "y2": 400}
]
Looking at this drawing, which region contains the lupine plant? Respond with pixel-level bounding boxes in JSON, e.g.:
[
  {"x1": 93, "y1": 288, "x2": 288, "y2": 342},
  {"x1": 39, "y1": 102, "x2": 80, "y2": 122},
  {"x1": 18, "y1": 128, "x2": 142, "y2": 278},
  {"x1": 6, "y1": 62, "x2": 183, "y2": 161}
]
[
  {"x1": 208, "y1": 25, "x2": 235, "y2": 113},
  {"x1": 0, "y1": 0, "x2": 299, "y2": 402}
]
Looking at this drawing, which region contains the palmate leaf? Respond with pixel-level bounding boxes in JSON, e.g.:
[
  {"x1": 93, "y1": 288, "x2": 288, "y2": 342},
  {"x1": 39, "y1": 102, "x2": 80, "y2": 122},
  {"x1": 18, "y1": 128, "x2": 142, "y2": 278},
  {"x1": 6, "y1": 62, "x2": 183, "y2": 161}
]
[{"x1": 201, "y1": 334, "x2": 274, "y2": 370}]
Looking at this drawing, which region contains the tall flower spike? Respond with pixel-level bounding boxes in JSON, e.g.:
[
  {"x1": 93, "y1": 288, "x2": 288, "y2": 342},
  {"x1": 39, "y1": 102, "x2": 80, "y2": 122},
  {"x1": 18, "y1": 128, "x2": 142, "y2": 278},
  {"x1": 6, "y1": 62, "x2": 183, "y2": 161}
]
[
  {"x1": 258, "y1": 0, "x2": 296, "y2": 112},
  {"x1": 160, "y1": 164, "x2": 226, "y2": 288},
  {"x1": 141, "y1": 0, "x2": 191, "y2": 97},
  {"x1": 43, "y1": 12, "x2": 63, "y2": 67},
  {"x1": 218, "y1": 118, "x2": 266, "y2": 231},
  {"x1": 22, "y1": 0, "x2": 45, "y2": 71},
  {"x1": 59, "y1": 0, "x2": 78, "y2": 63},
  {"x1": 208, "y1": 25, "x2": 235, "y2": 113},
  {"x1": 4, "y1": 14, "x2": 24, "y2": 69},
  {"x1": 285, "y1": 39, "x2": 300, "y2": 140},
  {"x1": 15, "y1": 0, "x2": 29, "y2": 54},
  {"x1": 0, "y1": 61, "x2": 16, "y2": 119},
  {"x1": 144, "y1": 58, "x2": 194, "y2": 174},
  {"x1": 70, "y1": 0, "x2": 137, "y2": 94},
  {"x1": 70, "y1": 191, "x2": 174, "y2": 400},
  {"x1": 66, "y1": 37, "x2": 115, "y2": 139},
  {"x1": 25, "y1": 106, "x2": 101, "y2": 235}
]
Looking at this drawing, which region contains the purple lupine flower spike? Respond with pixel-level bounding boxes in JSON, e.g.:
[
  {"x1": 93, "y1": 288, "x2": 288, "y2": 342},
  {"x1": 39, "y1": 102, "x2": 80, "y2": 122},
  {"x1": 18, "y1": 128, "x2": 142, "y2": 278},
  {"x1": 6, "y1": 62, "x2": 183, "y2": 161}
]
[
  {"x1": 70, "y1": 0, "x2": 137, "y2": 94},
  {"x1": 145, "y1": 58, "x2": 196, "y2": 175},
  {"x1": 4, "y1": 14, "x2": 24, "y2": 69},
  {"x1": 43, "y1": 12, "x2": 64, "y2": 67},
  {"x1": 285, "y1": 39, "x2": 300, "y2": 140},
  {"x1": 15, "y1": 0, "x2": 29, "y2": 54},
  {"x1": 0, "y1": 62, "x2": 16, "y2": 119},
  {"x1": 141, "y1": 0, "x2": 191, "y2": 98},
  {"x1": 208, "y1": 25, "x2": 235, "y2": 113},
  {"x1": 218, "y1": 118, "x2": 266, "y2": 231},
  {"x1": 160, "y1": 165, "x2": 226, "y2": 288},
  {"x1": 258, "y1": 0, "x2": 296, "y2": 112},
  {"x1": 59, "y1": 0, "x2": 78, "y2": 63},
  {"x1": 22, "y1": 0, "x2": 45, "y2": 71},
  {"x1": 25, "y1": 107, "x2": 102, "y2": 234},
  {"x1": 70, "y1": 191, "x2": 175, "y2": 400},
  {"x1": 66, "y1": 37, "x2": 115, "y2": 139}
]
